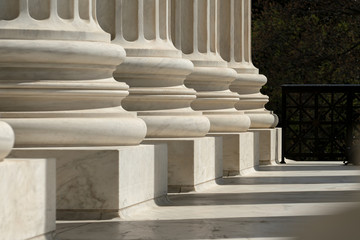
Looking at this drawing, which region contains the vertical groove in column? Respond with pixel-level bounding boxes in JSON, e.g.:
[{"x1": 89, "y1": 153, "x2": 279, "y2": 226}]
[{"x1": 0, "y1": 0, "x2": 19, "y2": 20}]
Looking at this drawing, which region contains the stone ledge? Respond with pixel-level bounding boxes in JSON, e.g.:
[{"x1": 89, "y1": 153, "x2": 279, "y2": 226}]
[
  {"x1": 144, "y1": 137, "x2": 223, "y2": 193},
  {"x1": 9, "y1": 144, "x2": 167, "y2": 220},
  {"x1": 0, "y1": 158, "x2": 56, "y2": 240}
]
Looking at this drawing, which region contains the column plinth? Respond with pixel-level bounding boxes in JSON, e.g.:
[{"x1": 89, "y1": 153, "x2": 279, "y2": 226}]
[
  {"x1": 219, "y1": 0, "x2": 278, "y2": 128},
  {"x1": 98, "y1": 0, "x2": 210, "y2": 138},
  {"x1": 171, "y1": 0, "x2": 250, "y2": 132},
  {"x1": 0, "y1": 0, "x2": 147, "y2": 147}
]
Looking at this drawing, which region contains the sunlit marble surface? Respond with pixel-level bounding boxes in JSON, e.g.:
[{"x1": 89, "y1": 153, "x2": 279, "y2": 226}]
[{"x1": 55, "y1": 161, "x2": 360, "y2": 240}]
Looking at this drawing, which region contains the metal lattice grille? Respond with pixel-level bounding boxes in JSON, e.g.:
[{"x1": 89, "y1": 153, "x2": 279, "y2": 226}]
[{"x1": 282, "y1": 85, "x2": 360, "y2": 162}]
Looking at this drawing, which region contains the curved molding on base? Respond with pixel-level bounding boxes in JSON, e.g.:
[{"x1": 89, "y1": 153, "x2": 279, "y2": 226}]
[
  {"x1": 117, "y1": 57, "x2": 211, "y2": 138},
  {"x1": 139, "y1": 114, "x2": 210, "y2": 138},
  {"x1": 205, "y1": 112, "x2": 251, "y2": 132},
  {"x1": 247, "y1": 112, "x2": 279, "y2": 128},
  {"x1": 185, "y1": 66, "x2": 250, "y2": 133},
  {"x1": 0, "y1": 40, "x2": 147, "y2": 147},
  {"x1": 0, "y1": 121, "x2": 14, "y2": 160},
  {"x1": 3, "y1": 117, "x2": 147, "y2": 147}
]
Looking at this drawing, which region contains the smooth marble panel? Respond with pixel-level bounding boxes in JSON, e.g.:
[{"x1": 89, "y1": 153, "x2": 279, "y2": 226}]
[
  {"x1": 275, "y1": 128, "x2": 283, "y2": 163},
  {"x1": 249, "y1": 129, "x2": 277, "y2": 165},
  {"x1": 209, "y1": 132, "x2": 259, "y2": 176},
  {"x1": 9, "y1": 144, "x2": 167, "y2": 220},
  {"x1": 144, "y1": 137, "x2": 223, "y2": 193},
  {"x1": 0, "y1": 158, "x2": 56, "y2": 240}
]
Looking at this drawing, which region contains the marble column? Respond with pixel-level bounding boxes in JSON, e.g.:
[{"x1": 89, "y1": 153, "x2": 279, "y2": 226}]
[
  {"x1": 97, "y1": 0, "x2": 210, "y2": 137},
  {"x1": 218, "y1": 0, "x2": 278, "y2": 128},
  {"x1": 171, "y1": 0, "x2": 250, "y2": 132},
  {"x1": 0, "y1": 0, "x2": 147, "y2": 147}
]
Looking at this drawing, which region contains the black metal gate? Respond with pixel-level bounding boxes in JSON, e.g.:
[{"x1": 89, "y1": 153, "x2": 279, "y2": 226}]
[{"x1": 282, "y1": 84, "x2": 360, "y2": 163}]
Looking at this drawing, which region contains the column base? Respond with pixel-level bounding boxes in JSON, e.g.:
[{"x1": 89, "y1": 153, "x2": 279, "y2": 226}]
[
  {"x1": 208, "y1": 132, "x2": 259, "y2": 176},
  {"x1": 144, "y1": 137, "x2": 223, "y2": 193},
  {"x1": 0, "y1": 158, "x2": 56, "y2": 240},
  {"x1": 247, "y1": 112, "x2": 279, "y2": 128},
  {"x1": 9, "y1": 144, "x2": 167, "y2": 220},
  {"x1": 249, "y1": 128, "x2": 277, "y2": 165}
]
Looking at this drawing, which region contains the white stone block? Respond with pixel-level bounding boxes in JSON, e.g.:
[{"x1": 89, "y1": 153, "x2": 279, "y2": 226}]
[
  {"x1": 275, "y1": 128, "x2": 283, "y2": 164},
  {"x1": 249, "y1": 128, "x2": 277, "y2": 165},
  {"x1": 145, "y1": 137, "x2": 222, "y2": 193},
  {"x1": 209, "y1": 132, "x2": 259, "y2": 176},
  {"x1": 9, "y1": 144, "x2": 167, "y2": 220},
  {"x1": 0, "y1": 158, "x2": 56, "y2": 240}
]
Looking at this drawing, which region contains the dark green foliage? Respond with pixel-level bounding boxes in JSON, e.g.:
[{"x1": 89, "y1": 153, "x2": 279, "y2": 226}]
[{"x1": 252, "y1": 0, "x2": 360, "y2": 124}]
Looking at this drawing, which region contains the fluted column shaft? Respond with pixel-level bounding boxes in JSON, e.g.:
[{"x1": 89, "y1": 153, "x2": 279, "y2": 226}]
[
  {"x1": 98, "y1": 0, "x2": 210, "y2": 137},
  {"x1": 0, "y1": 0, "x2": 147, "y2": 147},
  {"x1": 171, "y1": 0, "x2": 250, "y2": 132},
  {"x1": 219, "y1": 0, "x2": 278, "y2": 128}
]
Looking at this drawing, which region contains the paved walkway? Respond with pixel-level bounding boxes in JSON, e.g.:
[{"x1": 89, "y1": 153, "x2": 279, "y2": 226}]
[{"x1": 55, "y1": 161, "x2": 360, "y2": 240}]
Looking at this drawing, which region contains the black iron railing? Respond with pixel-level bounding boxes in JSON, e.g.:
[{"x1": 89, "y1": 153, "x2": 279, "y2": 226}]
[{"x1": 282, "y1": 84, "x2": 360, "y2": 163}]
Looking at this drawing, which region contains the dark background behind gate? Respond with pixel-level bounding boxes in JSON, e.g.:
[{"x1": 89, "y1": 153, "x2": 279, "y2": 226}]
[{"x1": 282, "y1": 84, "x2": 360, "y2": 162}]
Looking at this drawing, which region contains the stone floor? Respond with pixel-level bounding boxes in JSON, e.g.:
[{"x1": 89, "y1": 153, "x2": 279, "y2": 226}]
[{"x1": 55, "y1": 161, "x2": 360, "y2": 240}]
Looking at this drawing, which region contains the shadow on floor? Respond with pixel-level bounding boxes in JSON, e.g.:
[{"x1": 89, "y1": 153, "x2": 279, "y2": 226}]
[
  {"x1": 56, "y1": 215, "x2": 323, "y2": 240},
  {"x1": 163, "y1": 190, "x2": 360, "y2": 206},
  {"x1": 216, "y1": 175, "x2": 360, "y2": 185}
]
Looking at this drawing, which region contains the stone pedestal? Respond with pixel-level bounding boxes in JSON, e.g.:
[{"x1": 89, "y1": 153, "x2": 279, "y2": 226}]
[
  {"x1": 209, "y1": 132, "x2": 259, "y2": 176},
  {"x1": 0, "y1": 158, "x2": 56, "y2": 240},
  {"x1": 145, "y1": 137, "x2": 222, "y2": 193},
  {"x1": 171, "y1": 0, "x2": 250, "y2": 132},
  {"x1": 0, "y1": 122, "x2": 57, "y2": 240},
  {"x1": 9, "y1": 144, "x2": 167, "y2": 220},
  {"x1": 275, "y1": 127, "x2": 282, "y2": 164},
  {"x1": 249, "y1": 128, "x2": 277, "y2": 165},
  {"x1": 218, "y1": 0, "x2": 278, "y2": 128}
]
